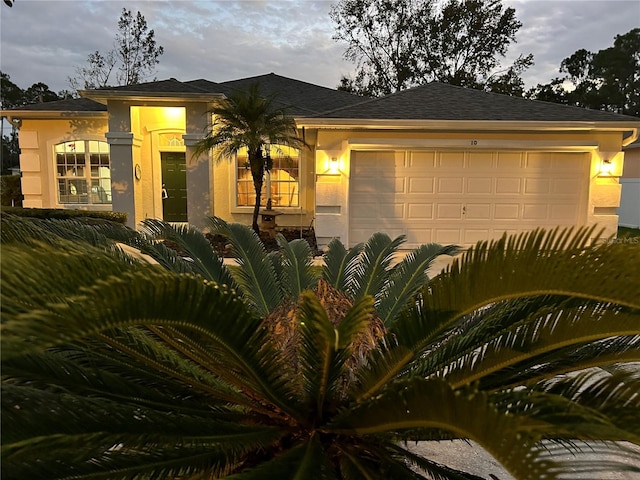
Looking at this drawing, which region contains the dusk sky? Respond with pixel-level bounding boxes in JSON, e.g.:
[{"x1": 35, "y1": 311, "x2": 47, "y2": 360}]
[{"x1": 1, "y1": 0, "x2": 638, "y2": 94}]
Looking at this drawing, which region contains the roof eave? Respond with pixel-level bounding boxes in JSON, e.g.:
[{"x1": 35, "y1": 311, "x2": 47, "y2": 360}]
[
  {"x1": 80, "y1": 90, "x2": 225, "y2": 105},
  {"x1": 1, "y1": 110, "x2": 107, "y2": 119},
  {"x1": 296, "y1": 118, "x2": 640, "y2": 132}
]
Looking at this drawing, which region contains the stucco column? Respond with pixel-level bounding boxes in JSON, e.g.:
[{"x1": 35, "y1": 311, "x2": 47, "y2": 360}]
[
  {"x1": 105, "y1": 132, "x2": 142, "y2": 228},
  {"x1": 183, "y1": 102, "x2": 212, "y2": 229}
]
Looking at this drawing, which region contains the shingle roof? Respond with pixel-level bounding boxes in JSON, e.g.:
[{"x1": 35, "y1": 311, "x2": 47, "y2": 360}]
[
  {"x1": 5, "y1": 76, "x2": 639, "y2": 124},
  {"x1": 216, "y1": 73, "x2": 365, "y2": 115},
  {"x1": 13, "y1": 97, "x2": 106, "y2": 112},
  {"x1": 317, "y1": 82, "x2": 639, "y2": 122},
  {"x1": 98, "y1": 78, "x2": 209, "y2": 94}
]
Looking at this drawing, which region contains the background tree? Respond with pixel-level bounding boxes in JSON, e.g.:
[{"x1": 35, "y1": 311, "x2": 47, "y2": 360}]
[
  {"x1": 331, "y1": 0, "x2": 532, "y2": 96},
  {"x1": 193, "y1": 84, "x2": 308, "y2": 234},
  {"x1": 1, "y1": 72, "x2": 60, "y2": 174},
  {"x1": 69, "y1": 8, "x2": 164, "y2": 91},
  {"x1": 528, "y1": 28, "x2": 639, "y2": 117}
]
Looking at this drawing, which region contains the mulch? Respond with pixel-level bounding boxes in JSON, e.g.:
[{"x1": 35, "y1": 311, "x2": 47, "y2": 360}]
[{"x1": 205, "y1": 227, "x2": 321, "y2": 258}]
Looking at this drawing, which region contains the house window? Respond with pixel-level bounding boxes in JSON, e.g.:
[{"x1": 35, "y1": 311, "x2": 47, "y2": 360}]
[
  {"x1": 237, "y1": 149, "x2": 300, "y2": 208},
  {"x1": 56, "y1": 140, "x2": 111, "y2": 204}
]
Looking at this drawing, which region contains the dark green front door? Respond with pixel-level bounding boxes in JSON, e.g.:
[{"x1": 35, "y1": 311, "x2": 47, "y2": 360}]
[{"x1": 161, "y1": 152, "x2": 187, "y2": 222}]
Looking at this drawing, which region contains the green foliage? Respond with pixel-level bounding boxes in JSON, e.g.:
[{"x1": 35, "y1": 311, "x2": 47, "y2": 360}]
[
  {"x1": 331, "y1": 0, "x2": 532, "y2": 96},
  {"x1": 2, "y1": 217, "x2": 640, "y2": 479},
  {"x1": 0, "y1": 175, "x2": 21, "y2": 205},
  {"x1": 0, "y1": 206, "x2": 127, "y2": 223},
  {"x1": 527, "y1": 28, "x2": 639, "y2": 116}
]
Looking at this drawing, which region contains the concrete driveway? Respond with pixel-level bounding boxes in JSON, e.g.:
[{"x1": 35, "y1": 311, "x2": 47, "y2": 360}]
[{"x1": 408, "y1": 440, "x2": 640, "y2": 479}]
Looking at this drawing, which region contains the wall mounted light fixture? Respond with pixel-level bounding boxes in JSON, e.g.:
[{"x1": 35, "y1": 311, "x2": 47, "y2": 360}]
[
  {"x1": 598, "y1": 151, "x2": 622, "y2": 177},
  {"x1": 327, "y1": 156, "x2": 340, "y2": 174}
]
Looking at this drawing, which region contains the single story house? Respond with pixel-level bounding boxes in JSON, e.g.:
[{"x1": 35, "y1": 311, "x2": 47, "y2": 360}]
[{"x1": 3, "y1": 73, "x2": 638, "y2": 248}]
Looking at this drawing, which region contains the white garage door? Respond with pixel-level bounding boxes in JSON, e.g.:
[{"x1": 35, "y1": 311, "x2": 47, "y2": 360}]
[{"x1": 349, "y1": 150, "x2": 589, "y2": 248}]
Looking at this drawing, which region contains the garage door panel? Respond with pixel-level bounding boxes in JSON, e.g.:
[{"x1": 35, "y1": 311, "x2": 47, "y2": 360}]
[
  {"x1": 408, "y1": 203, "x2": 434, "y2": 219},
  {"x1": 464, "y1": 229, "x2": 492, "y2": 244},
  {"x1": 468, "y1": 152, "x2": 494, "y2": 169},
  {"x1": 409, "y1": 151, "x2": 435, "y2": 167},
  {"x1": 434, "y1": 229, "x2": 462, "y2": 244},
  {"x1": 465, "y1": 204, "x2": 492, "y2": 219},
  {"x1": 437, "y1": 203, "x2": 463, "y2": 219},
  {"x1": 437, "y1": 177, "x2": 464, "y2": 194},
  {"x1": 496, "y1": 178, "x2": 522, "y2": 194},
  {"x1": 408, "y1": 177, "x2": 435, "y2": 193},
  {"x1": 378, "y1": 203, "x2": 405, "y2": 219},
  {"x1": 523, "y1": 204, "x2": 549, "y2": 219},
  {"x1": 406, "y1": 229, "x2": 433, "y2": 244},
  {"x1": 552, "y1": 178, "x2": 583, "y2": 194},
  {"x1": 497, "y1": 152, "x2": 523, "y2": 169},
  {"x1": 438, "y1": 152, "x2": 465, "y2": 169},
  {"x1": 349, "y1": 150, "x2": 588, "y2": 247},
  {"x1": 494, "y1": 204, "x2": 520, "y2": 220},
  {"x1": 467, "y1": 177, "x2": 493, "y2": 194},
  {"x1": 524, "y1": 178, "x2": 551, "y2": 194}
]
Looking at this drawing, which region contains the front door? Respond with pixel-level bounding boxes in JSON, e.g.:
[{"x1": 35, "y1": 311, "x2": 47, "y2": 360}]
[{"x1": 161, "y1": 152, "x2": 187, "y2": 222}]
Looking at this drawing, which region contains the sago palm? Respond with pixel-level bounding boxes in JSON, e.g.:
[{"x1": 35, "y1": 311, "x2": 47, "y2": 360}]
[
  {"x1": 2, "y1": 215, "x2": 640, "y2": 479},
  {"x1": 193, "y1": 83, "x2": 308, "y2": 232}
]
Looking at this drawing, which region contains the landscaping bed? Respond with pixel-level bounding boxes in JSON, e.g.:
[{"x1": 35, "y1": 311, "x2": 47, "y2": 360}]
[{"x1": 205, "y1": 227, "x2": 320, "y2": 257}]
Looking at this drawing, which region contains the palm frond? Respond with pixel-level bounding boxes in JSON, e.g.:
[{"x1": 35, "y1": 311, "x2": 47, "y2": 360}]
[
  {"x1": 330, "y1": 378, "x2": 554, "y2": 480},
  {"x1": 298, "y1": 291, "x2": 344, "y2": 416},
  {"x1": 225, "y1": 436, "x2": 336, "y2": 480},
  {"x1": 531, "y1": 367, "x2": 640, "y2": 439},
  {"x1": 535, "y1": 441, "x2": 640, "y2": 478},
  {"x1": 323, "y1": 238, "x2": 363, "y2": 292},
  {"x1": 140, "y1": 218, "x2": 237, "y2": 287},
  {"x1": 1, "y1": 242, "x2": 300, "y2": 420},
  {"x1": 2, "y1": 347, "x2": 241, "y2": 422},
  {"x1": 444, "y1": 307, "x2": 637, "y2": 389},
  {"x1": 411, "y1": 297, "x2": 640, "y2": 388},
  {"x1": 485, "y1": 336, "x2": 640, "y2": 389},
  {"x1": 1, "y1": 383, "x2": 264, "y2": 445},
  {"x1": 0, "y1": 214, "x2": 134, "y2": 247},
  {"x1": 3, "y1": 428, "x2": 285, "y2": 480},
  {"x1": 427, "y1": 227, "x2": 640, "y2": 319},
  {"x1": 275, "y1": 234, "x2": 318, "y2": 300},
  {"x1": 348, "y1": 233, "x2": 406, "y2": 300},
  {"x1": 206, "y1": 216, "x2": 281, "y2": 316},
  {"x1": 376, "y1": 243, "x2": 460, "y2": 325}
]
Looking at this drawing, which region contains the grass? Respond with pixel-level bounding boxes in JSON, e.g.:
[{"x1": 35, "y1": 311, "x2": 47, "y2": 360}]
[{"x1": 618, "y1": 226, "x2": 640, "y2": 238}]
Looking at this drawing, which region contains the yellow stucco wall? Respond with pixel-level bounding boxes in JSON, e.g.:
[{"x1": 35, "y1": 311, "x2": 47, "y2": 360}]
[
  {"x1": 19, "y1": 117, "x2": 109, "y2": 210},
  {"x1": 17, "y1": 113, "x2": 631, "y2": 241}
]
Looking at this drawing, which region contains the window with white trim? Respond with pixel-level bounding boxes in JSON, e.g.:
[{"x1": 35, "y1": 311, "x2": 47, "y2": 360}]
[
  {"x1": 55, "y1": 140, "x2": 111, "y2": 204},
  {"x1": 236, "y1": 148, "x2": 300, "y2": 208}
]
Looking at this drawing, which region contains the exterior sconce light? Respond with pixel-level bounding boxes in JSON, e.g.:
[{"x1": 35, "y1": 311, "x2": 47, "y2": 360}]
[
  {"x1": 328, "y1": 156, "x2": 340, "y2": 174},
  {"x1": 598, "y1": 151, "x2": 622, "y2": 177}
]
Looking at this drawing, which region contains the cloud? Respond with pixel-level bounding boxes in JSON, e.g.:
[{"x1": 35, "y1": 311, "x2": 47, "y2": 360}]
[{"x1": 1, "y1": 0, "x2": 637, "y2": 94}]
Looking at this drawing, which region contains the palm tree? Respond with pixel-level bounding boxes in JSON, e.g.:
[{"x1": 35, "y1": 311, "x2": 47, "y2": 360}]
[
  {"x1": 193, "y1": 83, "x2": 308, "y2": 233},
  {"x1": 2, "y1": 215, "x2": 640, "y2": 479}
]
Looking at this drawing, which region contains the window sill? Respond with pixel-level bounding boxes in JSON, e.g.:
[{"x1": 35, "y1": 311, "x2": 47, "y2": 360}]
[{"x1": 230, "y1": 207, "x2": 306, "y2": 215}]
